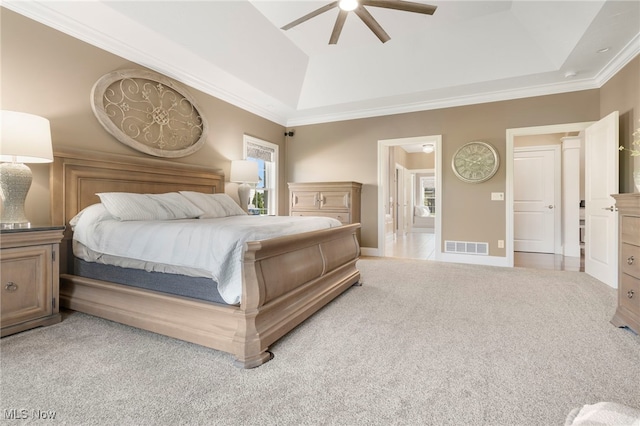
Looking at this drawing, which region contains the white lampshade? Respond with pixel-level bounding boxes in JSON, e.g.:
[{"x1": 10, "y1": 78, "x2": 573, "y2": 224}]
[
  {"x1": 1, "y1": 110, "x2": 53, "y2": 163},
  {"x1": 0, "y1": 110, "x2": 53, "y2": 228},
  {"x1": 230, "y1": 160, "x2": 259, "y2": 184}
]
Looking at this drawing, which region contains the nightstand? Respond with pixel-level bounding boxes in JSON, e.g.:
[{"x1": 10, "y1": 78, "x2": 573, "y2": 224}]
[{"x1": 1, "y1": 226, "x2": 65, "y2": 337}]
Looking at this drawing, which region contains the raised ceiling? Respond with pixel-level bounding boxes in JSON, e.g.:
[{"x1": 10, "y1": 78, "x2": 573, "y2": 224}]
[{"x1": 4, "y1": 1, "x2": 639, "y2": 126}]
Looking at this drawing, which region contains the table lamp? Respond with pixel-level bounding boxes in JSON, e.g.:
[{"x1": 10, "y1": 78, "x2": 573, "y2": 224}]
[
  {"x1": 230, "y1": 159, "x2": 259, "y2": 212},
  {"x1": 0, "y1": 110, "x2": 53, "y2": 229}
]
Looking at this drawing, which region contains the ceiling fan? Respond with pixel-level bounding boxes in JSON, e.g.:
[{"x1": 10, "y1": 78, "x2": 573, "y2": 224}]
[{"x1": 281, "y1": 0, "x2": 437, "y2": 44}]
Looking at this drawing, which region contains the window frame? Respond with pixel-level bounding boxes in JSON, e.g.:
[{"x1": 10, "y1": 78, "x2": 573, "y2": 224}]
[{"x1": 243, "y1": 135, "x2": 278, "y2": 216}]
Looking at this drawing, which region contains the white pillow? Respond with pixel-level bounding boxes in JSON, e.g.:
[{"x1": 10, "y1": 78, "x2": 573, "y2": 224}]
[
  {"x1": 97, "y1": 192, "x2": 204, "y2": 221},
  {"x1": 179, "y1": 192, "x2": 247, "y2": 218},
  {"x1": 414, "y1": 206, "x2": 430, "y2": 217},
  {"x1": 69, "y1": 203, "x2": 114, "y2": 230}
]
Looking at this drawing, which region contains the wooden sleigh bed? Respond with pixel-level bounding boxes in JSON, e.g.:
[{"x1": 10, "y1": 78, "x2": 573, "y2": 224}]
[{"x1": 51, "y1": 149, "x2": 361, "y2": 368}]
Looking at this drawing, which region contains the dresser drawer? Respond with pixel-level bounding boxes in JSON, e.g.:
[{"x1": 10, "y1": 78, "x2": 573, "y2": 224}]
[
  {"x1": 1, "y1": 246, "x2": 52, "y2": 328},
  {"x1": 621, "y1": 243, "x2": 640, "y2": 279},
  {"x1": 620, "y1": 273, "x2": 640, "y2": 316},
  {"x1": 621, "y1": 215, "x2": 640, "y2": 245},
  {"x1": 291, "y1": 211, "x2": 350, "y2": 224},
  {"x1": 319, "y1": 191, "x2": 351, "y2": 210},
  {"x1": 291, "y1": 191, "x2": 320, "y2": 209}
]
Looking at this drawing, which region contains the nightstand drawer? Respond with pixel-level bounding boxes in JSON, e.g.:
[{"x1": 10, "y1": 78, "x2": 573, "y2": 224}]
[
  {"x1": 1, "y1": 245, "x2": 53, "y2": 328},
  {"x1": 1, "y1": 226, "x2": 63, "y2": 337}
]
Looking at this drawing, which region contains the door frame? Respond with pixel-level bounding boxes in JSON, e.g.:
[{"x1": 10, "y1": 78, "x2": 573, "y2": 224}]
[
  {"x1": 513, "y1": 144, "x2": 562, "y2": 254},
  {"x1": 395, "y1": 163, "x2": 405, "y2": 236},
  {"x1": 506, "y1": 122, "x2": 594, "y2": 267},
  {"x1": 378, "y1": 135, "x2": 442, "y2": 258}
]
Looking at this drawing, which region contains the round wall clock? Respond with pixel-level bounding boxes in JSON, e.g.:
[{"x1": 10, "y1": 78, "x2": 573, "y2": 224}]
[{"x1": 451, "y1": 141, "x2": 499, "y2": 183}]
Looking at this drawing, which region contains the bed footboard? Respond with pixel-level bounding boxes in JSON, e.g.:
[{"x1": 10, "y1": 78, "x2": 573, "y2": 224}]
[
  {"x1": 234, "y1": 223, "x2": 360, "y2": 368},
  {"x1": 59, "y1": 223, "x2": 360, "y2": 369}
]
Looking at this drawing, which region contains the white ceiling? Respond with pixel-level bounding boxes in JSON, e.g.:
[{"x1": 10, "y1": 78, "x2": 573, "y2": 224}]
[{"x1": 4, "y1": 1, "x2": 639, "y2": 127}]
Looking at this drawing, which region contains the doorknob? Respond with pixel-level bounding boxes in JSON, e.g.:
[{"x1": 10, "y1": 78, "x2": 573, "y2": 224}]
[
  {"x1": 547, "y1": 205, "x2": 554, "y2": 209},
  {"x1": 602, "y1": 205, "x2": 617, "y2": 212}
]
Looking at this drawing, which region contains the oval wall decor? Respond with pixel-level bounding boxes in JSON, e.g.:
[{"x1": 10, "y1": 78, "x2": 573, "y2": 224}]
[{"x1": 91, "y1": 69, "x2": 208, "y2": 158}]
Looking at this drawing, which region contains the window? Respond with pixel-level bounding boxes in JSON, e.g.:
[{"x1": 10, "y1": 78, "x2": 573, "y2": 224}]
[
  {"x1": 421, "y1": 176, "x2": 436, "y2": 214},
  {"x1": 244, "y1": 135, "x2": 278, "y2": 216}
]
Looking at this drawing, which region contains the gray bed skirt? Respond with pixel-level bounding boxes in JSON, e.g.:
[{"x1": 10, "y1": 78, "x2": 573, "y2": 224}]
[{"x1": 73, "y1": 258, "x2": 228, "y2": 305}]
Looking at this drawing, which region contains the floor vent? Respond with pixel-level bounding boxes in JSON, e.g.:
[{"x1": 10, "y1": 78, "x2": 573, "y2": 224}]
[{"x1": 444, "y1": 240, "x2": 489, "y2": 255}]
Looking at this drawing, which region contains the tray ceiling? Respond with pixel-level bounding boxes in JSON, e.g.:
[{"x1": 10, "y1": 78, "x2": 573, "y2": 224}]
[{"x1": 3, "y1": 1, "x2": 639, "y2": 126}]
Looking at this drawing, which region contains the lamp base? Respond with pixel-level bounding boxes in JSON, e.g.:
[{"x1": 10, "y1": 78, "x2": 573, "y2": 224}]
[
  {"x1": 237, "y1": 182, "x2": 251, "y2": 213},
  {"x1": 0, "y1": 162, "x2": 33, "y2": 229}
]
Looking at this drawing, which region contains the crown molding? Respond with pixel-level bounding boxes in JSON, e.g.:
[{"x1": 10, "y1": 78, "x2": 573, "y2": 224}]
[
  {"x1": 2, "y1": 1, "x2": 292, "y2": 126},
  {"x1": 4, "y1": 1, "x2": 638, "y2": 129},
  {"x1": 287, "y1": 39, "x2": 639, "y2": 127},
  {"x1": 285, "y1": 78, "x2": 602, "y2": 126},
  {"x1": 594, "y1": 32, "x2": 640, "y2": 87}
]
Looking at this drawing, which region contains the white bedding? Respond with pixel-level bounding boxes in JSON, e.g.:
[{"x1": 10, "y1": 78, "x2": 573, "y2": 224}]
[{"x1": 72, "y1": 204, "x2": 342, "y2": 304}]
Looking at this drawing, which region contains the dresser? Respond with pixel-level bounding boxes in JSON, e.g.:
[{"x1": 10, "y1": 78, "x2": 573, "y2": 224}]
[
  {"x1": 611, "y1": 194, "x2": 640, "y2": 335},
  {"x1": 288, "y1": 181, "x2": 362, "y2": 241},
  {"x1": 1, "y1": 226, "x2": 65, "y2": 337}
]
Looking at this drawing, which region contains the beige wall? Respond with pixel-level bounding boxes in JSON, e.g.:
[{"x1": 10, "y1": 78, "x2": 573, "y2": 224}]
[
  {"x1": 600, "y1": 56, "x2": 640, "y2": 194},
  {"x1": 287, "y1": 90, "x2": 607, "y2": 251},
  {"x1": 288, "y1": 58, "x2": 638, "y2": 252},
  {"x1": 514, "y1": 133, "x2": 566, "y2": 148},
  {"x1": 407, "y1": 151, "x2": 435, "y2": 170},
  {"x1": 0, "y1": 9, "x2": 286, "y2": 225}
]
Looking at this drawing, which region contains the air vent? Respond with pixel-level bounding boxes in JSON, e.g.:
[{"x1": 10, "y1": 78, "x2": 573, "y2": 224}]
[{"x1": 444, "y1": 240, "x2": 489, "y2": 255}]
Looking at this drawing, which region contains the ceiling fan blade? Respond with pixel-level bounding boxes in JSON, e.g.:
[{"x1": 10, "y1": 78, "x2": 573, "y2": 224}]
[
  {"x1": 281, "y1": 1, "x2": 339, "y2": 30},
  {"x1": 354, "y1": 5, "x2": 390, "y2": 43},
  {"x1": 362, "y1": 0, "x2": 437, "y2": 15},
  {"x1": 329, "y1": 10, "x2": 349, "y2": 44}
]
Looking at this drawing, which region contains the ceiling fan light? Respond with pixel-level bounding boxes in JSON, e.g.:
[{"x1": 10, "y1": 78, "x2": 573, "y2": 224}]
[
  {"x1": 422, "y1": 144, "x2": 434, "y2": 154},
  {"x1": 339, "y1": 0, "x2": 359, "y2": 11}
]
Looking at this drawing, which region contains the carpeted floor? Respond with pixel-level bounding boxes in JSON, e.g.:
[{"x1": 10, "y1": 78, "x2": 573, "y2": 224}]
[{"x1": 1, "y1": 257, "x2": 639, "y2": 425}]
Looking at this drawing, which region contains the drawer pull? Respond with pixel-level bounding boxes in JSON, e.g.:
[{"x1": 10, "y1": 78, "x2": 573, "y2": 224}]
[
  {"x1": 628, "y1": 256, "x2": 635, "y2": 265},
  {"x1": 628, "y1": 290, "x2": 635, "y2": 299},
  {"x1": 4, "y1": 282, "x2": 18, "y2": 292}
]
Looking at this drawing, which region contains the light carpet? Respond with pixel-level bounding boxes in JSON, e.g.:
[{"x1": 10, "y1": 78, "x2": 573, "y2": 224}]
[{"x1": 1, "y1": 257, "x2": 639, "y2": 425}]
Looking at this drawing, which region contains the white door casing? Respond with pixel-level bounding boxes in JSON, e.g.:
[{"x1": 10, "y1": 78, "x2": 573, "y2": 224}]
[
  {"x1": 585, "y1": 111, "x2": 619, "y2": 288},
  {"x1": 513, "y1": 146, "x2": 560, "y2": 254},
  {"x1": 395, "y1": 164, "x2": 405, "y2": 235},
  {"x1": 404, "y1": 167, "x2": 412, "y2": 235},
  {"x1": 507, "y1": 121, "x2": 594, "y2": 268}
]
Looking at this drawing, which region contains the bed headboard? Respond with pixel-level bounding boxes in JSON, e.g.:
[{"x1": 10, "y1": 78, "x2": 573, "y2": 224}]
[{"x1": 51, "y1": 148, "x2": 225, "y2": 271}]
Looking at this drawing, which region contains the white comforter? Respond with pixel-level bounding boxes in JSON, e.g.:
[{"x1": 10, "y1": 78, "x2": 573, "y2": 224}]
[{"x1": 72, "y1": 208, "x2": 342, "y2": 304}]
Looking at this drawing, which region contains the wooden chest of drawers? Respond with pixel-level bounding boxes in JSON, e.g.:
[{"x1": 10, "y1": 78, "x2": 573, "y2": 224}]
[
  {"x1": 288, "y1": 181, "x2": 362, "y2": 242},
  {"x1": 611, "y1": 194, "x2": 640, "y2": 334},
  {"x1": 1, "y1": 226, "x2": 65, "y2": 337}
]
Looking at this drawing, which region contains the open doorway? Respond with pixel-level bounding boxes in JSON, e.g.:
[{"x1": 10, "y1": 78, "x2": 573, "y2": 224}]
[
  {"x1": 377, "y1": 135, "x2": 442, "y2": 260},
  {"x1": 507, "y1": 122, "x2": 593, "y2": 272}
]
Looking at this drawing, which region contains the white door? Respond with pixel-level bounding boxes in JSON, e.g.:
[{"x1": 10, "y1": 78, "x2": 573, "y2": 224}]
[
  {"x1": 585, "y1": 111, "x2": 619, "y2": 288},
  {"x1": 513, "y1": 148, "x2": 558, "y2": 253}
]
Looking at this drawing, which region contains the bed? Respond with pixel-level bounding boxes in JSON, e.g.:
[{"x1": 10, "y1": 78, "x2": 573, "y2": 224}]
[
  {"x1": 412, "y1": 205, "x2": 434, "y2": 231},
  {"x1": 51, "y1": 149, "x2": 361, "y2": 368}
]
